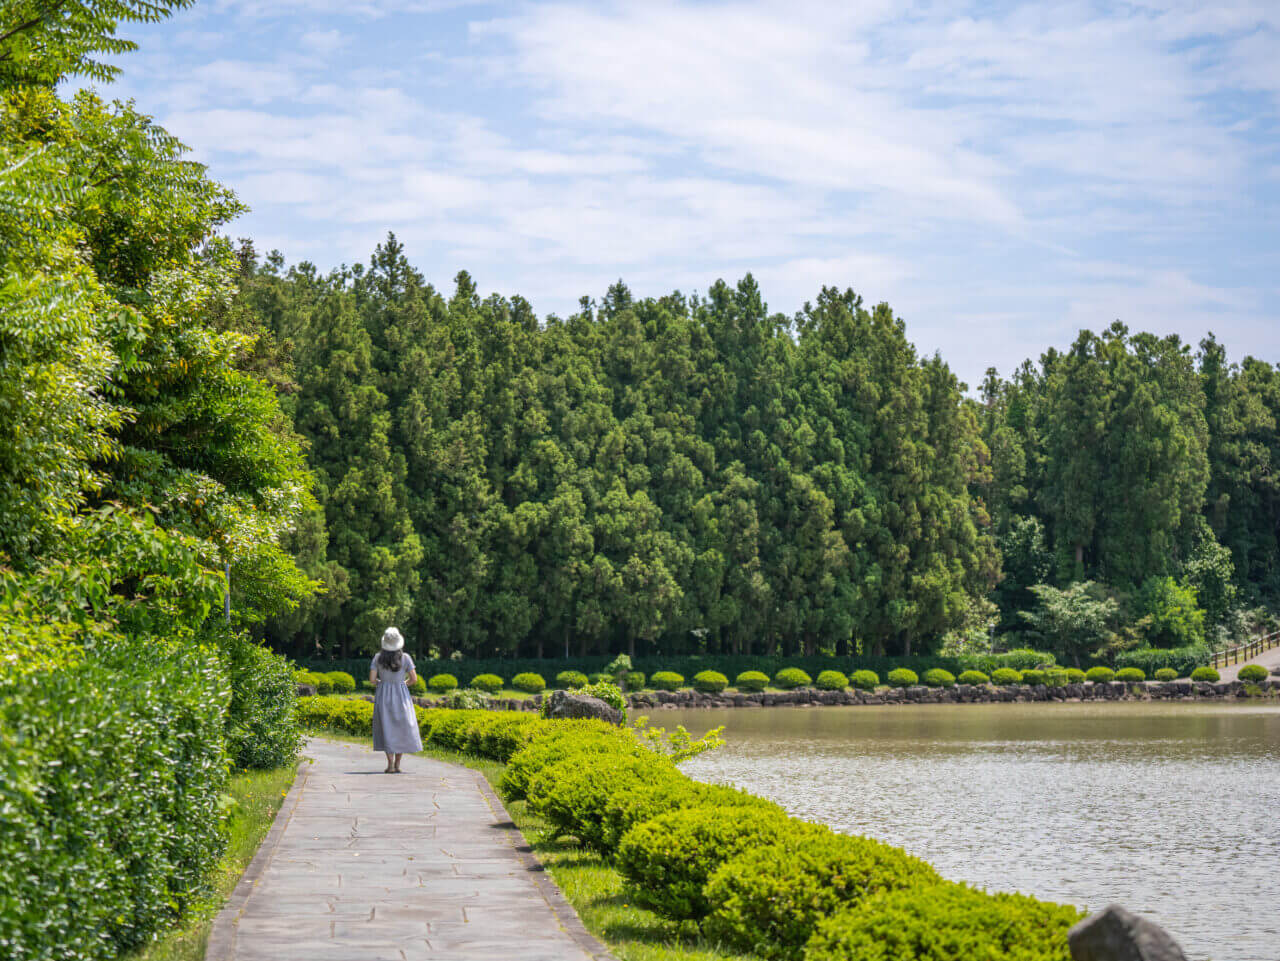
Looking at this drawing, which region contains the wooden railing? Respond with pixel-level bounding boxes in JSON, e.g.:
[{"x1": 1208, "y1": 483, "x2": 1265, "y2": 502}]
[{"x1": 1209, "y1": 630, "x2": 1280, "y2": 670}]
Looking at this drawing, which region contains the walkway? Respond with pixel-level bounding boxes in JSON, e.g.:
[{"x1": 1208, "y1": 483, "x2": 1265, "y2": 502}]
[
  {"x1": 1217, "y1": 642, "x2": 1280, "y2": 682},
  {"x1": 207, "y1": 737, "x2": 614, "y2": 961}
]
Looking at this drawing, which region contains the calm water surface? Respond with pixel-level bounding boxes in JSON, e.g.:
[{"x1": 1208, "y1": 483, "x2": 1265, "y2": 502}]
[{"x1": 668, "y1": 702, "x2": 1280, "y2": 961}]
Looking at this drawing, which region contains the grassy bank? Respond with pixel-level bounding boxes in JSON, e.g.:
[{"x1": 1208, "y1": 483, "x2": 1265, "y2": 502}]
[
  {"x1": 312, "y1": 730, "x2": 750, "y2": 961},
  {"x1": 124, "y1": 763, "x2": 300, "y2": 961}
]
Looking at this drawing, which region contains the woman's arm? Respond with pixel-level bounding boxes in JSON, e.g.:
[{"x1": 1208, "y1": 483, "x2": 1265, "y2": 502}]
[
  {"x1": 406, "y1": 666, "x2": 418, "y2": 685},
  {"x1": 369, "y1": 668, "x2": 379, "y2": 686}
]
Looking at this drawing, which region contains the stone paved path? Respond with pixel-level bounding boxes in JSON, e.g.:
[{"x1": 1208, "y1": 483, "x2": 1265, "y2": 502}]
[
  {"x1": 208, "y1": 737, "x2": 614, "y2": 961},
  {"x1": 1217, "y1": 641, "x2": 1280, "y2": 682}
]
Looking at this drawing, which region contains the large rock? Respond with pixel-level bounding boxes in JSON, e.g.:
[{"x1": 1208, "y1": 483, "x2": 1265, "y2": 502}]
[
  {"x1": 543, "y1": 689, "x2": 624, "y2": 725},
  {"x1": 1068, "y1": 905, "x2": 1187, "y2": 961}
]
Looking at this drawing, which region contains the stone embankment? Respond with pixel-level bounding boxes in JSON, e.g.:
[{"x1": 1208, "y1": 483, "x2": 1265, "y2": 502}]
[{"x1": 391, "y1": 677, "x2": 1280, "y2": 712}]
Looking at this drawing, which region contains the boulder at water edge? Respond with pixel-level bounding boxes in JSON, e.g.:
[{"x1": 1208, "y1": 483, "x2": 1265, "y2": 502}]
[
  {"x1": 1068, "y1": 904, "x2": 1187, "y2": 961},
  {"x1": 544, "y1": 689, "x2": 624, "y2": 725}
]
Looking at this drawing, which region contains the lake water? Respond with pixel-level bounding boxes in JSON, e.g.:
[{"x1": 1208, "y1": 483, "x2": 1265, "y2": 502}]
[{"x1": 666, "y1": 702, "x2": 1280, "y2": 961}]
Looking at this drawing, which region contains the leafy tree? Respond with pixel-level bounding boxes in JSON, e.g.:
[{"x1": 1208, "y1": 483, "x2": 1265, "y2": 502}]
[{"x1": 1021, "y1": 582, "x2": 1119, "y2": 666}]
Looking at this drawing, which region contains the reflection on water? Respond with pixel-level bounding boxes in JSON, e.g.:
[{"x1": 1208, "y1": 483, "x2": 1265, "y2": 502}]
[{"x1": 670, "y1": 702, "x2": 1280, "y2": 961}]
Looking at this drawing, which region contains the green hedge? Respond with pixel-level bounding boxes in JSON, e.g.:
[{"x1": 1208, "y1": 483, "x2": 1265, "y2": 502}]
[
  {"x1": 224, "y1": 633, "x2": 301, "y2": 770},
  {"x1": 0, "y1": 636, "x2": 231, "y2": 961},
  {"x1": 1110, "y1": 645, "x2": 1209, "y2": 677}
]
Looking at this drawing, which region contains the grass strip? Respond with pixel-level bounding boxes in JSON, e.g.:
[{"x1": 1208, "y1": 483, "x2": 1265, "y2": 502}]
[
  {"x1": 124, "y1": 763, "x2": 300, "y2": 961},
  {"x1": 311, "y1": 730, "x2": 754, "y2": 961}
]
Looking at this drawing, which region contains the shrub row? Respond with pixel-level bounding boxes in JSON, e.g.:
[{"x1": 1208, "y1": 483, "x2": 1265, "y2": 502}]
[{"x1": 298, "y1": 702, "x2": 1082, "y2": 959}]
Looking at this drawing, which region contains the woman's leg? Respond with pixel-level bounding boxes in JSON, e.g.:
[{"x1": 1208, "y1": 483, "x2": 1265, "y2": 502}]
[
  {"x1": 393, "y1": 752, "x2": 403, "y2": 772},
  {"x1": 384, "y1": 752, "x2": 395, "y2": 773}
]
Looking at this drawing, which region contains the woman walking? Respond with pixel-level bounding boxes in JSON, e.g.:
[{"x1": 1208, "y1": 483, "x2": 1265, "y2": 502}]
[{"x1": 369, "y1": 627, "x2": 422, "y2": 772}]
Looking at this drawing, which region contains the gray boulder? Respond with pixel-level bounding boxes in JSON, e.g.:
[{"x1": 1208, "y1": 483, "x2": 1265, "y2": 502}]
[
  {"x1": 1068, "y1": 905, "x2": 1187, "y2": 961},
  {"x1": 543, "y1": 689, "x2": 624, "y2": 726},
  {"x1": 296, "y1": 683, "x2": 317, "y2": 697}
]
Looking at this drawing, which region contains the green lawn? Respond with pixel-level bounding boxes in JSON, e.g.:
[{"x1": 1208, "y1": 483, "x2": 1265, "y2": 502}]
[
  {"x1": 124, "y1": 763, "x2": 300, "y2": 961},
  {"x1": 311, "y1": 730, "x2": 753, "y2": 961}
]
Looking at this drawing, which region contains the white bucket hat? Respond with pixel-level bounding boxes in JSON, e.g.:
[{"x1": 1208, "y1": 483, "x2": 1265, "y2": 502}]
[{"x1": 380, "y1": 627, "x2": 404, "y2": 652}]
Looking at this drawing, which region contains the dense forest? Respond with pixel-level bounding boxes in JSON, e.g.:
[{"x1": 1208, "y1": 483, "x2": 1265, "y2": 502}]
[{"x1": 229, "y1": 240, "x2": 1280, "y2": 665}]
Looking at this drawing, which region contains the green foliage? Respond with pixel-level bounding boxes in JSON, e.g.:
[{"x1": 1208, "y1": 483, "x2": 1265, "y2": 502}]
[
  {"x1": 408, "y1": 676, "x2": 426, "y2": 696},
  {"x1": 500, "y1": 724, "x2": 643, "y2": 801},
  {"x1": 1065, "y1": 668, "x2": 1086, "y2": 683},
  {"x1": 1021, "y1": 581, "x2": 1119, "y2": 665},
  {"x1": 804, "y1": 882, "x2": 1082, "y2": 961},
  {"x1": 526, "y1": 752, "x2": 675, "y2": 851},
  {"x1": 1115, "y1": 667, "x2": 1146, "y2": 682},
  {"x1": 324, "y1": 671, "x2": 355, "y2": 695},
  {"x1": 428, "y1": 673, "x2": 458, "y2": 693},
  {"x1": 1044, "y1": 668, "x2": 1068, "y2": 687},
  {"x1": 990, "y1": 667, "x2": 1022, "y2": 685},
  {"x1": 1112, "y1": 645, "x2": 1209, "y2": 677},
  {"x1": 1191, "y1": 666, "x2": 1220, "y2": 682},
  {"x1": 957, "y1": 670, "x2": 989, "y2": 685},
  {"x1": 0, "y1": 634, "x2": 230, "y2": 961},
  {"x1": 623, "y1": 671, "x2": 646, "y2": 690},
  {"x1": 735, "y1": 670, "x2": 770, "y2": 692},
  {"x1": 630, "y1": 716, "x2": 725, "y2": 763},
  {"x1": 886, "y1": 668, "x2": 918, "y2": 688},
  {"x1": 579, "y1": 680, "x2": 628, "y2": 714},
  {"x1": 815, "y1": 670, "x2": 849, "y2": 691},
  {"x1": 1238, "y1": 664, "x2": 1268, "y2": 683},
  {"x1": 223, "y1": 633, "x2": 301, "y2": 770},
  {"x1": 703, "y1": 830, "x2": 941, "y2": 960},
  {"x1": 650, "y1": 670, "x2": 684, "y2": 691},
  {"x1": 1154, "y1": 668, "x2": 1178, "y2": 681},
  {"x1": 616, "y1": 806, "x2": 790, "y2": 920},
  {"x1": 512, "y1": 672, "x2": 546, "y2": 693},
  {"x1": 851, "y1": 669, "x2": 880, "y2": 690},
  {"x1": 1085, "y1": 666, "x2": 1115, "y2": 683},
  {"x1": 586, "y1": 672, "x2": 610, "y2": 684},
  {"x1": 599, "y1": 778, "x2": 780, "y2": 854},
  {"x1": 470, "y1": 673, "x2": 504, "y2": 693},
  {"x1": 922, "y1": 668, "x2": 955, "y2": 688},
  {"x1": 1021, "y1": 669, "x2": 1047, "y2": 686},
  {"x1": 298, "y1": 694, "x2": 378, "y2": 735},
  {"x1": 773, "y1": 668, "x2": 812, "y2": 690},
  {"x1": 603, "y1": 654, "x2": 633, "y2": 677},
  {"x1": 556, "y1": 670, "x2": 589, "y2": 689},
  {"x1": 1135, "y1": 577, "x2": 1206, "y2": 648},
  {"x1": 693, "y1": 670, "x2": 729, "y2": 693},
  {"x1": 445, "y1": 688, "x2": 489, "y2": 709}
]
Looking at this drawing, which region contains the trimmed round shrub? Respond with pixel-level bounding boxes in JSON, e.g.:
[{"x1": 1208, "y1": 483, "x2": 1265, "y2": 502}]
[
  {"x1": 470, "y1": 673, "x2": 503, "y2": 693},
  {"x1": 1190, "y1": 666, "x2": 1220, "y2": 682},
  {"x1": 623, "y1": 671, "x2": 646, "y2": 691},
  {"x1": 1115, "y1": 667, "x2": 1146, "y2": 683},
  {"x1": 601, "y1": 779, "x2": 783, "y2": 854},
  {"x1": 886, "y1": 668, "x2": 918, "y2": 688},
  {"x1": 308, "y1": 671, "x2": 334, "y2": 695},
  {"x1": 1065, "y1": 668, "x2": 1087, "y2": 683},
  {"x1": 1154, "y1": 668, "x2": 1178, "y2": 682},
  {"x1": 851, "y1": 670, "x2": 880, "y2": 691},
  {"x1": 555, "y1": 670, "x2": 589, "y2": 689},
  {"x1": 804, "y1": 882, "x2": 1083, "y2": 961},
  {"x1": 1238, "y1": 664, "x2": 1269, "y2": 683},
  {"x1": 324, "y1": 670, "x2": 356, "y2": 694},
  {"x1": 1020, "y1": 669, "x2": 1047, "y2": 686},
  {"x1": 735, "y1": 670, "x2": 770, "y2": 692},
  {"x1": 617, "y1": 806, "x2": 791, "y2": 920},
  {"x1": 957, "y1": 670, "x2": 989, "y2": 686},
  {"x1": 694, "y1": 670, "x2": 730, "y2": 694},
  {"x1": 588, "y1": 672, "x2": 612, "y2": 685},
  {"x1": 408, "y1": 676, "x2": 427, "y2": 696},
  {"x1": 922, "y1": 668, "x2": 955, "y2": 689},
  {"x1": 815, "y1": 670, "x2": 849, "y2": 691},
  {"x1": 1085, "y1": 666, "x2": 1115, "y2": 683},
  {"x1": 512, "y1": 672, "x2": 546, "y2": 693},
  {"x1": 428, "y1": 673, "x2": 458, "y2": 693},
  {"x1": 527, "y1": 752, "x2": 676, "y2": 852},
  {"x1": 773, "y1": 668, "x2": 812, "y2": 690},
  {"x1": 704, "y1": 830, "x2": 941, "y2": 960},
  {"x1": 650, "y1": 670, "x2": 685, "y2": 691},
  {"x1": 990, "y1": 668, "x2": 1022, "y2": 686},
  {"x1": 1044, "y1": 668, "x2": 1068, "y2": 687}
]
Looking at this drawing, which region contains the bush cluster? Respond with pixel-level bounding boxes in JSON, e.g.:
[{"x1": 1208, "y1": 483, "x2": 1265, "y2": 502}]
[
  {"x1": 957, "y1": 670, "x2": 989, "y2": 685},
  {"x1": 886, "y1": 668, "x2": 918, "y2": 688},
  {"x1": 694, "y1": 670, "x2": 730, "y2": 693},
  {"x1": 1085, "y1": 666, "x2": 1115, "y2": 683},
  {"x1": 650, "y1": 670, "x2": 685, "y2": 691},
  {"x1": 1115, "y1": 667, "x2": 1146, "y2": 683},
  {"x1": 922, "y1": 668, "x2": 955, "y2": 689},
  {"x1": 512, "y1": 672, "x2": 546, "y2": 693},
  {"x1": 623, "y1": 671, "x2": 646, "y2": 690},
  {"x1": 735, "y1": 670, "x2": 770, "y2": 692},
  {"x1": 991, "y1": 668, "x2": 1022, "y2": 685},
  {"x1": 815, "y1": 670, "x2": 849, "y2": 691},
  {"x1": 1190, "y1": 666, "x2": 1220, "y2": 682},
  {"x1": 296, "y1": 703, "x2": 1086, "y2": 960},
  {"x1": 555, "y1": 670, "x2": 589, "y2": 689},
  {"x1": 1154, "y1": 668, "x2": 1178, "y2": 682},
  {"x1": 1064, "y1": 668, "x2": 1087, "y2": 683},
  {"x1": 1238, "y1": 664, "x2": 1269, "y2": 683},
  {"x1": 224, "y1": 633, "x2": 302, "y2": 770},
  {"x1": 428, "y1": 673, "x2": 458, "y2": 693},
  {"x1": 470, "y1": 673, "x2": 504, "y2": 692},
  {"x1": 325, "y1": 670, "x2": 356, "y2": 694},
  {"x1": 773, "y1": 668, "x2": 812, "y2": 690},
  {"x1": 851, "y1": 670, "x2": 880, "y2": 691}
]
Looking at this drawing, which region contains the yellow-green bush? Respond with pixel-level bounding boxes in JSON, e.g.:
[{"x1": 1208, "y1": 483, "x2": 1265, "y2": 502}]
[
  {"x1": 470, "y1": 673, "x2": 504, "y2": 692},
  {"x1": 851, "y1": 670, "x2": 880, "y2": 691},
  {"x1": 599, "y1": 779, "x2": 782, "y2": 854},
  {"x1": 735, "y1": 670, "x2": 770, "y2": 692},
  {"x1": 512, "y1": 672, "x2": 546, "y2": 693},
  {"x1": 991, "y1": 667, "x2": 1022, "y2": 685},
  {"x1": 922, "y1": 668, "x2": 955, "y2": 688},
  {"x1": 616, "y1": 806, "x2": 791, "y2": 919},
  {"x1": 957, "y1": 670, "x2": 989, "y2": 685},
  {"x1": 527, "y1": 752, "x2": 674, "y2": 851},
  {"x1": 704, "y1": 829, "x2": 941, "y2": 959},
  {"x1": 803, "y1": 882, "x2": 1082, "y2": 961},
  {"x1": 815, "y1": 670, "x2": 849, "y2": 691},
  {"x1": 773, "y1": 667, "x2": 812, "y2": 690},
  {"x1": 500, "y1": 722, "x2": 642, "y2": 801},
  {"x1": 428, "y1": 673, "x2": 458, "y2": 693},
  {"x1": 693, "y1": 670, "x2": 730, "y2": 693},
  {"x1": 324, "y1": 670, "x2": 355, "y2": 694},
  {"x1": 1238, "y1": 664, "x2": 1268, "y2": 683},
  {"x1": 1085, "y1": 666, "x2": 1115, "y2": 683}
]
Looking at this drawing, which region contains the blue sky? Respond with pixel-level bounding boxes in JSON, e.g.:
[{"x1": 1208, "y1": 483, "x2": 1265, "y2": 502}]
[{"x1": 101, "y1": 0, "x2": 1278, "y2": 387}]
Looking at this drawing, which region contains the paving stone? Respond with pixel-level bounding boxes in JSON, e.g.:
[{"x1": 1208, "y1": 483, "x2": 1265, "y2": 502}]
[{"x1": 211, "y1": 737, "x2": 610, "y2": 960}]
